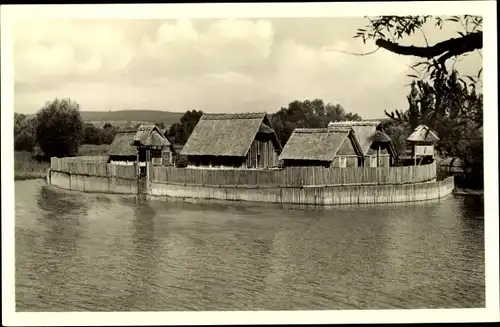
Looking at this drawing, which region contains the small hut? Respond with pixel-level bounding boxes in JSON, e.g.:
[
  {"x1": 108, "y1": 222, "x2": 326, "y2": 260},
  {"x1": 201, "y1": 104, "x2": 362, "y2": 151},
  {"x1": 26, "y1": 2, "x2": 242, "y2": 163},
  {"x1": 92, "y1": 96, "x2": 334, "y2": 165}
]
[
  {"x1": 108, "y1": 129, "x2": 137, "y2": 165},
  {"x1": 278, "y1": 127, "x2": 364, "y2": 168},
  {"x1": 134, "y1": 124, "x2": 176, "y2": 166},
  {"x1": 108, "y1": 124, "x2": 176, "y2": 173},
  {"x1": 328, "y1": 121, "x2": 397, "y2": 167},
  {"x1": 180, "y1": 112, "x2": 282, "y2": 168},
  {"x1": 405, "y1": 124, "x2": 440, "y2": 165}
]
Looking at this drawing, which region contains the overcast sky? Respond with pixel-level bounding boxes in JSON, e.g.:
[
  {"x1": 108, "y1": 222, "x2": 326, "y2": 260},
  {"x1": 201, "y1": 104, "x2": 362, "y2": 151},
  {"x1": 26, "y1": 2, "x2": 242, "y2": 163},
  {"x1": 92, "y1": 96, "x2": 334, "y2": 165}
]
[{"x1": 14, "y1": 17, "x2": 482, "y2": 118}]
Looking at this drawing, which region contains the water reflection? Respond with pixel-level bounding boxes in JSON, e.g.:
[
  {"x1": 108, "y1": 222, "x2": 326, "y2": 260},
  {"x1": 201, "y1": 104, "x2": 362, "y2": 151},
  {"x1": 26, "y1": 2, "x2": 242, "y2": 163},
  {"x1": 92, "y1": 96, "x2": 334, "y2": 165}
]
[
  {"x1": 19, "y1": 185, "x2": 89, "y2": 311},
  {"x1": 124, "y1": 199, "x2": 161, "y2": 310},
  {"x1": 36, "y1": 185, "x2": 88, "y2": 217},
  {"x1": 15, "y1": 181, "x2": 485, "y2": 311}
]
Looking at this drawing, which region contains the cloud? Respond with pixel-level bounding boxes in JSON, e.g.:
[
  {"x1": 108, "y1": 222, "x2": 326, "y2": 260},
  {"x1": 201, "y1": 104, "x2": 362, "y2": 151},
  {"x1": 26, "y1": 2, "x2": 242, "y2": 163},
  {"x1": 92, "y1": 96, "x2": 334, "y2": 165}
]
[
  {"x1": 129, "y1": 18, "x2": 274, "y2": 81},
  {"x1": 260, "y1": 37, "x2": 415, "y2": 115},
  {"x1": 14, "y1": 20, "x2": 135, "y2": 84},
  {"x1": 13, "y1": 18, "x2": 482, "y2": 119}
]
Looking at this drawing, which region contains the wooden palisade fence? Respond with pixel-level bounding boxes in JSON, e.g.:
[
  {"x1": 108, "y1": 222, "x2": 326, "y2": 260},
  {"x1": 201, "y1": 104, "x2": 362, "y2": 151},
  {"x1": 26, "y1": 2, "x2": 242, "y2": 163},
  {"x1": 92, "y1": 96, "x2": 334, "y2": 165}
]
[
  {"x1": 51, "y1": 157, "x2": 436, "y2": 186},
  {"x1": 50, "y1": 157, "x2": 136, "y2": 180}
]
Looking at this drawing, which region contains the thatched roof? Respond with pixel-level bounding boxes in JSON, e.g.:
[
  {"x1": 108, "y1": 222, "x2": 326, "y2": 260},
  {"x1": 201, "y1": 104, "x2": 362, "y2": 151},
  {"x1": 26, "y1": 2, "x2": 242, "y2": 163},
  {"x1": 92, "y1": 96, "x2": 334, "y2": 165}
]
[
  {"x1": 108, "y1": 131, "x2": 137, "y2": 156},
  {"x1": 372, "y1": 130, "x2": 393, "y2": 143},
  {"x1": 278, "y1": 127, "x2": 363, "y2": 162},
  {"x1": 406, "y1": 125, "x2": 440, "y2": 143},
  {"x1": 142, "y1": 131, "x2": 171, "y2": 147},
  {"x1": 108, "y1": 124, "x2": 173, "y2": 156},
  {"x1": 180, "y1": 112, "x2": 282, "y2": 157},
  {"x1": 328, "y1": 120, "x2": 387, "y2": 155}
]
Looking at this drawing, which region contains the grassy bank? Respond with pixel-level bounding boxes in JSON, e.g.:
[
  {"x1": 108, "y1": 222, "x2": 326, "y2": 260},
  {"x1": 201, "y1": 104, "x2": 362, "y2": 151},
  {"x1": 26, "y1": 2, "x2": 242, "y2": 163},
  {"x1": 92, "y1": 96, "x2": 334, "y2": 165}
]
[
  {"x1": 14, "y1": 151, "x2": 50, "y2": 180},
  {"x1": 14, "y1": 144, "x2": 110, "y2": 181}
]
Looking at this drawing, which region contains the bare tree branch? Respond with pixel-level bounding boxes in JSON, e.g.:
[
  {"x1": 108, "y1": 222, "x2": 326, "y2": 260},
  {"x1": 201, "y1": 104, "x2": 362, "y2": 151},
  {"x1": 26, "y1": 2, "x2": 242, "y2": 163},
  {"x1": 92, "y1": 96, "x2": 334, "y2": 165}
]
[{"x1": 375, "y1": 31, "x2": 482, "y2": 61}]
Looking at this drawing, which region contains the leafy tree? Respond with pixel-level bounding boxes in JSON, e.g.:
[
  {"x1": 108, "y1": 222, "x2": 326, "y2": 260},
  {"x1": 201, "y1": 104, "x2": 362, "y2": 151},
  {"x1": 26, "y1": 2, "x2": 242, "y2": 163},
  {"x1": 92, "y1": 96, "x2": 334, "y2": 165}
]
[
  {"x1": 14, "y1": 113, "x2": 27, "y2": 132},
  {"x1": 270, "y1": 99, "x2": 362, "y2": 146},
  {"x1": 101, "y1": 123, "x2": 118, "y2": 144},
  {"x1": 167, "y1": 110, "x2": 203, "y2": 145},
  {"x1": 400, "y1": 72, "x2": 482, "y2": 186},
  {"x1": 36, "y1": 98, "x2": 84, "y2": 158},
  {"x1": 14, "y1": 115, "x2": 37, "y2": 152},
  {"x1": 355, "y1": 16, "x2": 483, "y2": 188},
  {"x1": 82, "y1": 123, "x2": 103, "y2": 145},
  {"x1": 156, "y1": 122, "x2": 166, "y2": 130},
  {"x1": 355, "y1": 15, "x2": 482, "y2": 78}
]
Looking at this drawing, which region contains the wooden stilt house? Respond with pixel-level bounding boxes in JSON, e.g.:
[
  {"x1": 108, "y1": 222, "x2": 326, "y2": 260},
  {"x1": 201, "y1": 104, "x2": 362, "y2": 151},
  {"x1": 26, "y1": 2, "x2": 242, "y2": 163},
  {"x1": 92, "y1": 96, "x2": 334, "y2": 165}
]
[
  {"x1": 405, "y1": 124, "x2": 440, "y2": 165},
  {"x1": 180, "y1": 113, "x2": 282, "y2": 169}
]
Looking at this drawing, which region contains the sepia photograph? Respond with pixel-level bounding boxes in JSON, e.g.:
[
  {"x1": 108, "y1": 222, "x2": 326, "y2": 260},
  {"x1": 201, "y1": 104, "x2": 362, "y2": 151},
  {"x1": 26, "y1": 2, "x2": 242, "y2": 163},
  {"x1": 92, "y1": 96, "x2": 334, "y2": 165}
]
[{"x1": 1, "y1": 1, "x2": 498, "y2": 325}]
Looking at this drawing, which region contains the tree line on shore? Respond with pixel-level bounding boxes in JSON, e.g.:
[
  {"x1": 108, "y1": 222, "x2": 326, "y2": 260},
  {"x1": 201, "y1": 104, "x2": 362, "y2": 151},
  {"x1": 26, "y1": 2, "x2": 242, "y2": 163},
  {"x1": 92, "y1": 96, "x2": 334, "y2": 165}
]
[
  {"x1": 14, "y1": 16, "x2": 484, "y2": 188},
  {"x1": 14, "y1": 98, "x2": 362, "y2": 157},
  {"x1": 14, "y1": 87, "x2": 483, "y2": 189}
]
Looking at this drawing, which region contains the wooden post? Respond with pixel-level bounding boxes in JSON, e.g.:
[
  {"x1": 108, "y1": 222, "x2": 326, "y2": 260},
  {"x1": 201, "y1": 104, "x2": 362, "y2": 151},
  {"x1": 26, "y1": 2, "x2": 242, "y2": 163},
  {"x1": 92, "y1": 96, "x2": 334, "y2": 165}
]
[
  {"x1": 146, "y1": 148, "x2": 151, "y2": 194},
  {"x1": 413, "y1": 145, "x2": 416, "y2": 167},
  {"x1": 136, "y1": 148, "x2": 140, "y2": 177},
  {"x1": 377, "y1": 145, "x2": 380, "y2": 167}
]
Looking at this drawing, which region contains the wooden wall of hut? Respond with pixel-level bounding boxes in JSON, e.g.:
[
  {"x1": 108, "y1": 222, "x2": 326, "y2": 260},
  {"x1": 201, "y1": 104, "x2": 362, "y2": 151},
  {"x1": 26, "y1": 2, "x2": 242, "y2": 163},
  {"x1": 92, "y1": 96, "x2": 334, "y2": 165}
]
[
  {"x1": 333, "y1": 136, "x2": 362, "y2": 168},
  {"x1": 364, "y1": 144, "x2": 392, "y2": 168},
  {"x1": 109, "y1": 155, "x2": 136, "y2": 163},
  {"x1": 283, "y1": 156, "x2": 359, "y2": 168},
  {"x1": 282, "y1": 159, "x2": 331, "y2": 168},
  {"x1": 330, "y1": 156, "x2": 359, "y2": 168},
  {"x1": 364, "y1": 155, "x2": 390, "y2": 167},
  {"x1": 162, "y1": 149, "x2": 173, "y2": 166},
  {"x1": 245, "y1": 138, "x2": 279, "y2": 168},
  {"x1": 187, "y1": 155, "x2": 245, "y2": 168}
]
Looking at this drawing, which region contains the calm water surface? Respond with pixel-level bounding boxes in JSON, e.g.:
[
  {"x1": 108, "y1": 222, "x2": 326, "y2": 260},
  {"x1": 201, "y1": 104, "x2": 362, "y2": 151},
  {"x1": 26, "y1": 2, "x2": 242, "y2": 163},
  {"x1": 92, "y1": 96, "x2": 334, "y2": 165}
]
[{"x1": 15, "y1": 180, "x2": 485, "y2": 311}]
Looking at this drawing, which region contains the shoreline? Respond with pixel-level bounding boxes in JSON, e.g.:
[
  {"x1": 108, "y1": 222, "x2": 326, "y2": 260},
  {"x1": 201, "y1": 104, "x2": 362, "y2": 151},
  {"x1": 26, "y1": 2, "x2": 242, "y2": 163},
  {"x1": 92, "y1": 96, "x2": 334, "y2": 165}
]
[
  {"x1": 453, "y1": 188, "x2": 484, "y2": 196},
  {"x1": 14, "y1": 172, "x2": 46, "y2": 181},
  {"x1": 47, "y1": 168, "x2": 455, "y2": 205},
  {"x1": 16, "y1": 168, "x2": 484, "y2": 198}
]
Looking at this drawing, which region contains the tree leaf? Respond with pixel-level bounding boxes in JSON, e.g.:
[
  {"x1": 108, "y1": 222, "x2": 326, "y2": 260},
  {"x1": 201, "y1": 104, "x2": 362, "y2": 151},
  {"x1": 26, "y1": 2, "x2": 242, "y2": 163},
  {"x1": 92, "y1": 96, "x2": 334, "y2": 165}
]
[{"x1": 465, "y1": 75, "x2": 477, "y2": 83}]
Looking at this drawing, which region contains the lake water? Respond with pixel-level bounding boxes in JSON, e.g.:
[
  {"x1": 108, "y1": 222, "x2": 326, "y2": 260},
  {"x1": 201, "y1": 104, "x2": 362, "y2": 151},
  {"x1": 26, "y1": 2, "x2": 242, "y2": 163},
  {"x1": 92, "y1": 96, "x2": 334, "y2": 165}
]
[{"x1": 15, "y1": 180, "x2": 485, "y2": 311}]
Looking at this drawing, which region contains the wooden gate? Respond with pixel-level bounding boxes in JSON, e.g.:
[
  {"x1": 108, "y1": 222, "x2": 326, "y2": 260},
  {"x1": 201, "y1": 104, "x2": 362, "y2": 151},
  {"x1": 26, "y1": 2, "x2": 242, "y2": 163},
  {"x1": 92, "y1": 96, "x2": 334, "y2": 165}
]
[{"x1": 137, "y1": 176, "x2": 148, "y2": 195}]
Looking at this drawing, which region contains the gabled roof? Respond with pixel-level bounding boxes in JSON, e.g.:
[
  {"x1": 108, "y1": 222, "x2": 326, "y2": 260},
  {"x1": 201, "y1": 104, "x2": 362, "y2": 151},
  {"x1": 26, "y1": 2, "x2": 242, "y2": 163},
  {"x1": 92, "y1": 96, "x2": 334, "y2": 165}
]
[
  {"x1": 406, "y1": 125, "x2": 440, "y2": 142},
  {"x1": 328, "y1": 120, "x2": 382, "y2": 127},
  {"x1": 328, "y1": 120, "x2": 386, "y2": 155},
  {"x1": 278, "y1": 127, "x2": 363, "y2": 162},
  {"x1": 134, "y1": 124, "x2": 161, "y2": 143},
  {"x1": 180, "y1": 112, "x2": 282, "y2": 157},
  {"x1": 108, "y1": 130, "x2": 137, "y2": 156},
  {"x1": 108, "y1": 124, "x2": 173, "y2": 156}
]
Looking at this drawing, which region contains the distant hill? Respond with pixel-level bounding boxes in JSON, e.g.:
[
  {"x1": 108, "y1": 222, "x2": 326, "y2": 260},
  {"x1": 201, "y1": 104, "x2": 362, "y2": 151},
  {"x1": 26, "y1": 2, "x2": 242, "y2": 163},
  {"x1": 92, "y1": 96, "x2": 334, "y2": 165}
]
[
  {"x1": 79, "y1": 110, "x2": 184, "y2": 124},
  {"x1": 26, "y1": 110, "x2": 185, "y2": 126}
]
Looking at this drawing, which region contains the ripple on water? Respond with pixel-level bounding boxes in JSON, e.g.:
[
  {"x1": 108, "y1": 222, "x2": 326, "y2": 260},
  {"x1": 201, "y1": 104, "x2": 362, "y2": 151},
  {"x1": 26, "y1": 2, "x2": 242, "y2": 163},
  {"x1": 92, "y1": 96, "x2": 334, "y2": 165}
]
[{"x1": 14, "y1": 181, "x2": 485, "y2": 311}]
